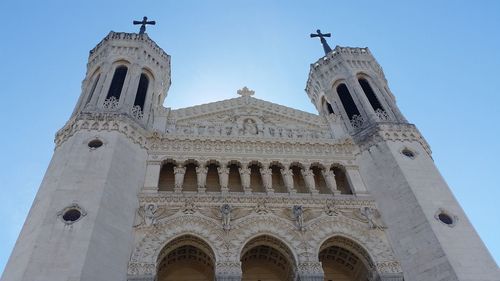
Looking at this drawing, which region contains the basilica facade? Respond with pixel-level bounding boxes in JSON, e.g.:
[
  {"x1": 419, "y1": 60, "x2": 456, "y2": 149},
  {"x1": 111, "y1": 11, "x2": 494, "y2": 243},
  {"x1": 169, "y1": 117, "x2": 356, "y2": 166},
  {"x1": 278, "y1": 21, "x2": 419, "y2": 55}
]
[{"x1": 2, "y1": 31, "x2": 499, "y2": 281}]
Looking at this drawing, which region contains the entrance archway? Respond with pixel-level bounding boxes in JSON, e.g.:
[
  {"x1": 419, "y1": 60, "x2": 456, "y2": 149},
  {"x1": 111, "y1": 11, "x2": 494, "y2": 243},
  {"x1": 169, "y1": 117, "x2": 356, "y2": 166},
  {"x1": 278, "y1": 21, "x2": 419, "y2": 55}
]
[
  {"x1": 241, "y1": 235, "x2": 296, "y2": 281},
  {"x1": 319, "y1": 236, "x2": 373, "y2": 281},
  {"x1": 156, "y1": 235, "x2": 215, "y2": 281}
]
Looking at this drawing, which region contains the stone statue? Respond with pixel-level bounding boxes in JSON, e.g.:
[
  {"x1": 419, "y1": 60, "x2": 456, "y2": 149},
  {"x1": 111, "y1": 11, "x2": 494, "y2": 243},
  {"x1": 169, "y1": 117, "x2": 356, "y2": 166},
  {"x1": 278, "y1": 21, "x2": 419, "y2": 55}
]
[
  {"x1": 260, "y1": 167, "x2": 273, "y2": 192},
  {"x1": 280, "y1": 168, "x2": 295, "y2": 193},
  {"x1": 218, "y1": 166, "x2": 230, "y2": 191},
  {"x1": 239, "y1": 167, "x2": 251, "y2": 192},
  {"x1": 361, "y1": 207, "x2": 385, "y2": 230},
  {"x1": 322, "y1": 170, "x2": 339, "y2": 194},
  {"x1": 293, "y1": 205, "x2": 305, "y2": 231},
  {"x1": 196, "y1": 166, "x2": 208, "y2": 190},
  {"x1": 173, "y1": 166, "x2": 186, "y2": 192},
  {"x1": 242, "y1": 118, "x2": 258, "y2": 135},
  {"x1": 324, "y1": 203, "x2": 339, "y2": 216},
  {"x1": 134, "y1": 203, "x2": 166, "y2": 227},
  {"x1": 220, "y1": 204, "x2": 232, "y2": 231},
  {"x1": 301, "y1": 168, "x2": 317, "y2": 193}
]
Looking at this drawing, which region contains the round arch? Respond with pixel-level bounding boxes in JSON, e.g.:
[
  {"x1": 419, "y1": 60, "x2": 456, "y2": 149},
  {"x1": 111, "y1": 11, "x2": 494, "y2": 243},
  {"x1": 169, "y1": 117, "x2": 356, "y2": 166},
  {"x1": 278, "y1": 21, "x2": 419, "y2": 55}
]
[
  {"x1": 156, "y1": 234, "x2": 216, "y2": 281},
  {"x1": 240, "y1": 235, "x2": 297, "y2": 281},
  {"x1": 319, "y1": 235, "x2": 375, "y2": 281},
  {"x1": 128, "y1": 215, "x2": 225, "y2": 278}
]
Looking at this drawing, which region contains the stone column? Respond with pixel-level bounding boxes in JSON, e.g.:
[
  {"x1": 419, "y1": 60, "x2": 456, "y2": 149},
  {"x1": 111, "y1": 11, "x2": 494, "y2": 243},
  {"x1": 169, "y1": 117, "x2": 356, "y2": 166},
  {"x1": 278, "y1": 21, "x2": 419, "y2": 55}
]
[
  {"x1": 215, "y1": 261, "x2": 242, "y2": 281},
  {"x1": 87, "y1": 62, "x2": 111, "y2": 110},
  {"x1": 348, "y1": 75, "x2": 377, "y2": 123},
  {"x1": 296, "y1": 261, "x2": 324, "y2": 281},
  {"x1": 143, "y1": 161, "x2": 161, "y2": 192},
  {"x1": 239, "y1": 167, "x2": 252, "y2": 194},
  {"x1": 218, "y1": 165, "x2": 230, "y2": 193},
  {"x1": 301, "y1": 168, "x2": 319, "y2": 194},
  {"x1": 322, "y1": 169, "x2": 341, "y2": 195},
  {"x1": 196, "y1": 166, "x2": 207, "y2": 193},
  {"x1": 280, "y1": 168, "x2": 296, "y2": 194},
  {"x1": 344, "y1": 165, "x2": 368, "y2": 195},
  {"x1": 173, "y1": 166, "x2": 186, "y2": 193},
  {"x1": 260, "y1": 167, "x2": 274, "y2": 194},
  {"x1": 123, "y1": 63, "x2": 141, "y2": 109}
]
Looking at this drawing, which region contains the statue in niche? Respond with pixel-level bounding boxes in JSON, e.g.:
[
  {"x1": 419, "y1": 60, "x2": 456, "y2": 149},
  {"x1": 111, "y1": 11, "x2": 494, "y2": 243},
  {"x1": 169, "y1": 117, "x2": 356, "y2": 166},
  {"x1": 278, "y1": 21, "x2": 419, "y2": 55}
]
[
  {"x1": 260, "y1": 167, "x2": 273, "y2": 191},
  {"x1": 293, "y1": 205, "x2": 305, "y2": 231},
  {"x1": 218, "y1": 166, "x2": 230, "y2": 190},
  {"x1": 220, "y1": 204, "x2": 232, "y2": 231},
  {"x1": 173, "y1": 166, "x2": 186, "y2": 191},
  {"x1": 301, "y1": 169, "x2": 316, "y2": 192},
  {"x1": 196, "y1": 166, "x2": 208, "y2": 189},
  {"x1": 322, "y1": 170, "x2": 339, "y2": 193},
  {"x1": 239, "y1": 167, "x2": 251, "y2": 191},
  {"x1": 280, "y1": 168, "x2": 294, "y2": 193},
  {"x1": 242, "y1": 118, "x2": 258, "y2": 135}
]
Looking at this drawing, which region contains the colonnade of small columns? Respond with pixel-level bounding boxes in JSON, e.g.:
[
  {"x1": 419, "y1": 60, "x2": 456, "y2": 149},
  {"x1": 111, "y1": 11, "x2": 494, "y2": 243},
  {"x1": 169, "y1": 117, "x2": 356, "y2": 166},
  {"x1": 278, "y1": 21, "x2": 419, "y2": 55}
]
[{"x1": 143, "y1": 160, "x2": 369, "y2": 196}]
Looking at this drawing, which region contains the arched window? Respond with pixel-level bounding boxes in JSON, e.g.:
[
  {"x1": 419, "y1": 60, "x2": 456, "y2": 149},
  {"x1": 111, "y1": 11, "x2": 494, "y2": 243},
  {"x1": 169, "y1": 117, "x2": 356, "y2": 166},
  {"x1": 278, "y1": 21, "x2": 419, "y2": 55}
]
[
  {"x1": 227, "y1": 162, "x2": 243, "y2": 192},
  {"x1": 270, "y1": 163, "x2": 286, "y2": 193},
  {"x1": 336, "y1": 83, "x2": 360, "y2": 120},
  {"x1": 85, "y1": 73, "x2": 100, "y2": 105},
  {"x1": 358, "y1": 78, "x2": 384, "y2": 112},
  {"x1": 183, "y1": 162, "x2": 198, "y2": 192},
  {"x1": 106, "y1": 65, "x2": 128, "y2": 100},
  {"x1": 134, "y1": 73, "x2": 149, "y2": 111},
  {"x1": 332, "y1": 166, "x2": 353, "y2": 195},
  {"x1": 205, "y1": 163, "x2": 220, "y2": 192},
  {"x1": 249, "y1": 162, "x2": 265, "y2": 193},
  {"x1": 158, "y1": 162, "x2": 175, "y2": 191},
  {"x1": 291, "y1": 164, "x2": 307, "y2": 193}
]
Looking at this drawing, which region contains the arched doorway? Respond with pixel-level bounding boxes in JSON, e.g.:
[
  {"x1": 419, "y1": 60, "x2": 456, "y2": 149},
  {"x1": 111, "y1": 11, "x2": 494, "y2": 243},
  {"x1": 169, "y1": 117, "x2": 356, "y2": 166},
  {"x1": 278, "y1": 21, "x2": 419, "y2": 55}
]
[
  {"x1": 319, "y1": 236, "x2": 374, "y2": 281},
  {"x1": 241, "y1": 235, "x2": 296, "y2": 281},
  {"x1": 156, "y1": 235, "x2": 215, "y2": 281}
]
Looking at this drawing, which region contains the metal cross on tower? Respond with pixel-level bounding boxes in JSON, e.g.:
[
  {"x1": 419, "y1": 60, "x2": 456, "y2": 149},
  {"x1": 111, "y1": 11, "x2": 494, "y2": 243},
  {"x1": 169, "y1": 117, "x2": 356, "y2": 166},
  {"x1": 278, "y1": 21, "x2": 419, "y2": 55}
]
[
  {"x1": 310, "y1": 29, "x2": 333, "y2": 55},
  {"x1": 133, "y1": 16, "x2": 156, "y2": 34}
]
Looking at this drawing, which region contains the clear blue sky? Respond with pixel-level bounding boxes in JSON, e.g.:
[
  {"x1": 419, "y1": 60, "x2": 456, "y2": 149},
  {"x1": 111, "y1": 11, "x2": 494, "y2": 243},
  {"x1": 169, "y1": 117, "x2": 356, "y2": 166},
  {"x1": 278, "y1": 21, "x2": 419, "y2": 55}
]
[{"x1": 1, "y1": 0, "x2": 499, "y2": 273}]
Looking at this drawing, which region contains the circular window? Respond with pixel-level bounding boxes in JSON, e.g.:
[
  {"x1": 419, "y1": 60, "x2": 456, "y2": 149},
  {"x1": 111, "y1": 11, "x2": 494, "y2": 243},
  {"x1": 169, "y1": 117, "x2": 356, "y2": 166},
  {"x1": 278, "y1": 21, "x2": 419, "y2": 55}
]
[
  {"x1": 62, "y1": 209, "x2": 81, "y2": 222},
  {"x1": 58, "y1": 204, "x2": 86, "y2": 225},
  {"x1": 88, "y1": 139, "x2": 103, "y2": 149},
  {"x1": 401, "y1": 148, "x2": 415, "y2": 159},
  {"x1": 435, "y1": 209, "x2": 457, "y2": 227},
  {"x1": 438, "y1": 213, "x2": 453, "y2": 225}
]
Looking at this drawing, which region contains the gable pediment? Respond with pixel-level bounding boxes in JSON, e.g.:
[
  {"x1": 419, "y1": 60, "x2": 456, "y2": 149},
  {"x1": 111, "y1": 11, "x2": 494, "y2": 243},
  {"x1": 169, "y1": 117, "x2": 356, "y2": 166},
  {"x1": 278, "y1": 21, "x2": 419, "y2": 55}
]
[{"x1": 166, "y1": 96, "x2": 333, "y2": 140}]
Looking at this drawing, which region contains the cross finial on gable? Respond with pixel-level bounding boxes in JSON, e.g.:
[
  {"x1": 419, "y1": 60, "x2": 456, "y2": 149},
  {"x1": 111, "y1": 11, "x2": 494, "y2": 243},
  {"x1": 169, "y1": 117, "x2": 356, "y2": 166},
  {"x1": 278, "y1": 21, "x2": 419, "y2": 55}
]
[{"x1": 237, "y1": 87, "x2": 255, "y2": 97}]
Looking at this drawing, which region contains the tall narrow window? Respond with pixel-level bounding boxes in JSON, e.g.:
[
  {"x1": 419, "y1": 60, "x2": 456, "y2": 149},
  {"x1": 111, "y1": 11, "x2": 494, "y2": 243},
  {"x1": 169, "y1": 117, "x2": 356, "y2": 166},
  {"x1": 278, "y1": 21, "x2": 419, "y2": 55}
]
[
  {"x1": 134, "y1": 73, "x2": 149, "y2": 110},
  {"x1": 85, "y1": 74, "x2": 100, "y2": 105},
  {"x1": 336, "y1": 84, "x2": 360, "y2": 120},
  {"x1": 106, "y1": 66, "x2": 128, "y2": 100},
  {"x1": 358, "y1": 78, "x2": 384, "y2": 111}
]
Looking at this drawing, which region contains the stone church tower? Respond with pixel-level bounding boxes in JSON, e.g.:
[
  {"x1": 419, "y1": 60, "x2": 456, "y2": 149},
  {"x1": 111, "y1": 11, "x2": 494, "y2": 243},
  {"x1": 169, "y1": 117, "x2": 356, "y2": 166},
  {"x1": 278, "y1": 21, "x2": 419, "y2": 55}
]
[{"x1": 2, "y1": 29, "x2": 498, "y2": 281}]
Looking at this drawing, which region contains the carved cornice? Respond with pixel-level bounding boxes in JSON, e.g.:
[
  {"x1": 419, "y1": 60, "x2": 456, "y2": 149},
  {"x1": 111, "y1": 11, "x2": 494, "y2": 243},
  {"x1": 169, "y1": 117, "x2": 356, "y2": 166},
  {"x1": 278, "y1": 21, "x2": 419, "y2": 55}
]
[
  {"x1": 54, "y1": 111, "x2": 359, "y2": 160},
  {"x1": 137, "y1": 192, "x2": 376, "y2": 209},
  {"x1": 352, "y1": 122, "x2": 431, "y2": 156},
  {"x1": 55, "y1": 112, "x2": 149, "y2": 149},
  {"x1": 149, "y1": 136, "x2": 357, "y2": 160}
]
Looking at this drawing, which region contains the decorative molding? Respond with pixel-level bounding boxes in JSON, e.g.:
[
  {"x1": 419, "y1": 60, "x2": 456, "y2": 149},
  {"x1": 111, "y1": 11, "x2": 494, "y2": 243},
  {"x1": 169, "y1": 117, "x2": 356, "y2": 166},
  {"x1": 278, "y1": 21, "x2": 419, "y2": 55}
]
[
  {"x1": 55, "y1": 112, "x2": 149, "y2": 149},
  {"x1": 353, "y1": 123, "x2": 431, "y2": 156}
]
